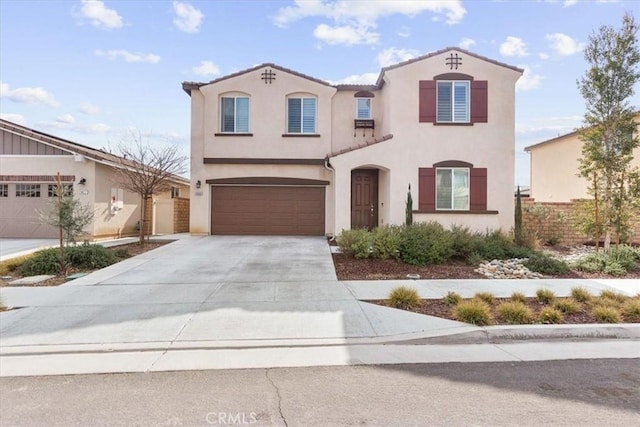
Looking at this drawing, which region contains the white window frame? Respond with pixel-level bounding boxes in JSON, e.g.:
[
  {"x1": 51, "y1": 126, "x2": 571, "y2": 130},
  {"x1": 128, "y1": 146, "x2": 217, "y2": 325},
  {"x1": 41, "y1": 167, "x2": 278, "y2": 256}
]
[
  {"x1": 47, "y1": 183, "x2": 73, "y2": 197},
  {"x1": 436, "y1": 81, "x2": 470, "y2": 123},
  {"x1": 286, "y1": 96, "x2": 317, "y2": 134},
  {"x1": 16, "y1": 183, "x2": 41, "y2": 198},
  {"x1": 436, "y1": 168, "x2": 470, "y2": 210},
  {"x1": 220, "y1": 96, "x2": 250, "y2": 133},
  {"x1": 356, "y1": 98, "x2": 372, "y2": 119},
  {"x1": 0, "y1": 184, "x2": 8, "y2": 197}
]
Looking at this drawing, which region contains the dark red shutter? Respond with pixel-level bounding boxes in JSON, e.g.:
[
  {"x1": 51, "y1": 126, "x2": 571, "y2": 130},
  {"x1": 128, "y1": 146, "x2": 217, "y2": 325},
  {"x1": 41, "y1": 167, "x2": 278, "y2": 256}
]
[
  {"x1": 470, "y1": 80, "x2": 488, "y2": 123},
  {"x1": 419, "y1": 81, "x2": 436, "y2": 123},
  {"x1": 470, "y1": 168, "x2": 487, "y2": 211},
  {"x1": 418, "y1": 168, "x2": 436, "y2": 211}
]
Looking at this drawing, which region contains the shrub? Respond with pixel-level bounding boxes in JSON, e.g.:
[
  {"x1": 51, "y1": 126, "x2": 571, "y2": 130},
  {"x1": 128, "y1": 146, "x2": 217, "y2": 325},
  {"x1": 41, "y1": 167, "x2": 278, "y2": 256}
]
[
  {"x1": 621, "y1": 299, "x2": 640, "y2": 323},
  {"x1": 607, "y1": 245, "x2": 640, "y2": 270},
  {"x1": 442, "y1": 291, "x2": 462, "y2": 306},
  {"x1": 466, "y1": 252, "x2": 485, "y2": 266},
  {"x1": 112, "y1": 248, "x2": 131, "y2": 259},
  {"x1": 524, "y1": 253, "x2": 569, "y2": 275},
  {"x1": 497, "y1": 301, "x2": 534, "y2": 324},
  {"x1": 539, "y1": 307, "x2": 564, "y2": 324},
  {"x1": 571, "y1": 287, "x2": 592, "y2": 303},
  {"x1": 552, "y1": 298, "x2": 581, "y2": 314},
  {"x1": 18, "y1": 248, "x2": 61, "y2": 276},
  {"x1": 603, "y1": 261, "x2": 627, "y2": 276},
  {"x1": 536, "y1": 288, "x2": 555, "y2": 304},
  {"x1": 371, "y1": 226, "x2": 401, "y2": 259},
  {"x1": 449, "y1": 225, "x2": 477, "y2": 260},
  {"x1": 599, "y1": 290, "x2": 627, "y2": 304},
  {"x1": 510, "y1": 291, "x2": 527, "y2": 303},
  {"x1": 572, "y1": 246, "x2": 639, "y2": 275},
  {"x1": 470, "y1": 230, "x2": 513, "y2": 260},
  {"x1": 0, "y1": 254, "x2": 35, "y2": 276},
  {"x1": 65, "y1": 243, "x2": 118, "y2": 269},
  {"x1": 399, "y1": 222, "x2": 454, "y2": 265},
  {"x1": 388, "y1": 286, "x2": 420, "y2": 310},
  {"x1": 474, "y1": 292, "x2": 495, "y2": 305},
  {"x1": 453, "y1": 300, "x2": 493, "y2": 326},
  {"x1": 592, "y1": 306, "x2": 621, "y2": 323},
  {"x1": 336, "y1": 229, "x2": 372, "y2": 259}
]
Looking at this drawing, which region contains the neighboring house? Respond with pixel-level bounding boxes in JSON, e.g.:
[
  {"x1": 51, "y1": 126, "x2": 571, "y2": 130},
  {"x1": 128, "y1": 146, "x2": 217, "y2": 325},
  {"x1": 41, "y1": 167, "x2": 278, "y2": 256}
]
[
  {"x1": 525, "y1": 113, "x2": 640, "y2": 202},
  {"x1": 182, "y1": 47, "x2": 522, "y2": 236},
  {"x1": 0, "y1": 119, "x2": 190, "y2": 238}
]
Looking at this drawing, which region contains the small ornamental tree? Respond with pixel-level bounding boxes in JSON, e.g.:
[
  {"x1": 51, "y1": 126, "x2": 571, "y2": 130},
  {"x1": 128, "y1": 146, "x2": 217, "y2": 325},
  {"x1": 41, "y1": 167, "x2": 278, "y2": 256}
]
[
  {"x1": 113, "y1": 134, "x2": 188, "y2": 244},
  {"x1": 514, "y1": 186, "x2": 524, "y2": 246},
  {"x1": 577, "y1": 12, "x2": 640, "y2": 250},
  {"x1": 405, "y1": 184, "x2": 413, "y2": 226}
]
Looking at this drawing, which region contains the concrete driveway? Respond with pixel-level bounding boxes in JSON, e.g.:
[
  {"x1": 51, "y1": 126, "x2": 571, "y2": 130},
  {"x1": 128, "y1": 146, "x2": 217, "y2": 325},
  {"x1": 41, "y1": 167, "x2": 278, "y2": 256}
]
[{"x1": 0, "y1": 239, "x2": 58, "y2": 261}]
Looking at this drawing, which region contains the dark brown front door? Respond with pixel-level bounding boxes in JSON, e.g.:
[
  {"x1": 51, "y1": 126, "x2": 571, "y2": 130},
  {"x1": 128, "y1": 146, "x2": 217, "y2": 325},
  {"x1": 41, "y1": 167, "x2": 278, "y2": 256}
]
[{"x1": 351, "y1": 169, "x2": 378, "y2": 230}]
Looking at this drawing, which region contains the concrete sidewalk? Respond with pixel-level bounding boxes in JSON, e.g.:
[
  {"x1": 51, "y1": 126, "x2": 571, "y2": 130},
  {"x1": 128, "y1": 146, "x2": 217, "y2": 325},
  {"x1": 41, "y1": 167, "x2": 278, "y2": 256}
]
[{"x1": 1, "y1": 235, "x2": 638, "y2": 377}]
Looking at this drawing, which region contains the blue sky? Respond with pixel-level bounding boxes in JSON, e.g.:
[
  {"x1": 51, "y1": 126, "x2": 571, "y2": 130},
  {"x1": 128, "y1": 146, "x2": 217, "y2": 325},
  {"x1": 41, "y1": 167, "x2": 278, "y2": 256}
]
[{"x1": 1, "y1": 0, "x2": 638, "y2": 185}]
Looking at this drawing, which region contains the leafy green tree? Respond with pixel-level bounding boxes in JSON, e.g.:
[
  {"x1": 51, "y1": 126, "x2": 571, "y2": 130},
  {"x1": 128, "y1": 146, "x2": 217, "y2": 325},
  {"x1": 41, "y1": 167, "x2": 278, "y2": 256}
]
[{"x1": 577, "y1": 12, "x2": 640, "y2": 250}]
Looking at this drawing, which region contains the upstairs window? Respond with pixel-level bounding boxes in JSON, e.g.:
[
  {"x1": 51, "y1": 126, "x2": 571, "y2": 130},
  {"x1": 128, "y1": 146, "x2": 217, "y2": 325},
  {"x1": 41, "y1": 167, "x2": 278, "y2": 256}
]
[
  {"x1": 287, "y1": 97, "x2": 316, "y2": 134},
  {"x1": 171, "y1": 186, "x2": 180, "y2": 198},
  {"x1": 437, "y1": 81, "x2": 469, "y2": 123},
  {"x1": 221, "y1": 96, "x2": 249, "y2": 133},
  {"x1": 356, "y1": 98, "x2": 372, "y2": 119}
]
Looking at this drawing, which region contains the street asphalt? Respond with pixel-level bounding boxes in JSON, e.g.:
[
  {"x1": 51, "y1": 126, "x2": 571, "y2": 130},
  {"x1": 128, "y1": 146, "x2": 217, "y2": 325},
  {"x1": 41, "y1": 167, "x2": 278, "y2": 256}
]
[{"x1": 0, "y1": 234, "x2": 638, "y2": 377}]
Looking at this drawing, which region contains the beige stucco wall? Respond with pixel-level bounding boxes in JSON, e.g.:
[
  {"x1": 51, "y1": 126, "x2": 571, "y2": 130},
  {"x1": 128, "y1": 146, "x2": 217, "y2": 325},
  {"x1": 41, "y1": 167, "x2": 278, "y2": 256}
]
[
  {"x1": 93, "y1": 163, "x2": 140, "y2": 238},
  {"x1": 330, "y1": 90, "x2": 381, "y2": 154},
  {"x1": 528, "y1": 125, "x2": 640, "y2": 202}
]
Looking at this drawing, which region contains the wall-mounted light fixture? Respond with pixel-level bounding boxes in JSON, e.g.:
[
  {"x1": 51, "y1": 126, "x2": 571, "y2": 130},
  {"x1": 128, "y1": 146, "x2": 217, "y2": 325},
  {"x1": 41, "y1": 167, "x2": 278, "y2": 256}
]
[
  {"x1": 79, "y1": 178, "x2": 87, "y2": 185},
  {"x1": 196, "y1": 180, "x2": 201, "y2": 189}
]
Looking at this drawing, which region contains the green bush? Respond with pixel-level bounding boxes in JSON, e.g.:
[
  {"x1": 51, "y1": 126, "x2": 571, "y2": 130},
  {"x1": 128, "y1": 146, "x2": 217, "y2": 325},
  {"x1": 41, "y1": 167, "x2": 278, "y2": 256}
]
[
  {"x1": 449, "y1": 225, "x2": 477, "y2": 260},
  {"x1": 18, "y1": 248, "x2": 61, "y2": 275},
  {"x1": 592, "y1": 306, "x2": 621, "y2": 323},
  {"x1": 604, "y1": 261, "x2": 627, "y2": 276},
  {"x1": 453, "y1": 300, "x2": 493, "y2": 325},
  {"x1": 510, "y1": 291, "x2": 527, "y2": 303},
  {"x1": 442, "y1": 291, "x2": 462, "y2": 306},
  {"x1": 336, "y1": 229, "x2": 372, "y2": 259},
  {"x1": 536, "y1": 288, "x2": 555, "y2": 304},
  {"x1": 388, "y1": 286, "x2": 421, "y2": 310},
  {"x1": 470, "y1": 230, "x2": 533, "y2": 261},
  {"x1": 552, "y1": 298, "x2": 581, "y2": 314},
  {"x1": 65, "y1": 243, "x2": 118, "y2": 269},
  {"x1": 571, "y1": 287, "x2": 592, "y2": 303},
  {"x1": 497, "y1": 301, "x2": 534, "y2": 324},
  {"x1": 524, "y1": 253, "x2": 569, "y2": 275},
  {"x1": 607, "y1": 245, "x2": 640, "y2": 270},
  {"x1": 474, "y1": 292, "x2": 495, "y2": 305},
  {"x1": 112, "y1": 248, "x2": 131, "y2": 259},
  {"x1": 572, "y1": 246, "x2": 639, "y2": 275},
  {"x1": 621, "y1": 299, "x2": 640, "y2": 323},
  {"x1": 539, "y1": 307, "x2": 563, "y2": 324},
  {"x1": 399, "y1": 222, "x2": 454, "y2": 265},
  {"x1": 371, "y1": 226, "x2": 401, "y2": 259}
]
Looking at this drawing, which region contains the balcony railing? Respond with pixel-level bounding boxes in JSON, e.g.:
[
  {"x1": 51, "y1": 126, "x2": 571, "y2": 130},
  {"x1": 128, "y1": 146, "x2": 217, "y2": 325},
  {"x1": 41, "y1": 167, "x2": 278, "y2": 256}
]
[{"x1": 354, "y1": 119, "x2": 374, "y2": 129}]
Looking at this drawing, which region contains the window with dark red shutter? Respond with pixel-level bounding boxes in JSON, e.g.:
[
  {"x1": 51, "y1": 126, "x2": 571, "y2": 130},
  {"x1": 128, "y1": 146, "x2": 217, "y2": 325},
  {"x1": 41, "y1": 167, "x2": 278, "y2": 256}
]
[
  {"x1": 418, "y1": 168, "x2": 436, "y2": 210},
  {"x1": 419, "y1": 81, "x2": 436, "y2": 123},
  {"x1": 420, "y1": 77, "x2": 488, "y2": 125},
  {"x1": 470, "y1": 81, "x2": 488, "y2": 123},
  {"x1": 469, "y1": 168, "x2": 487, "y2": 211},
  {"x1": 417, "y1": 163, "x2": 489, "y2": 212}
]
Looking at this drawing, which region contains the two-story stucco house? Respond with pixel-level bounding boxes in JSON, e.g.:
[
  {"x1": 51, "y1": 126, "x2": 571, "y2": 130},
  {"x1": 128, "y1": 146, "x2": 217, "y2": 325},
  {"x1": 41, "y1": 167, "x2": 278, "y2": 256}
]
[{"x1": 182, "y1": 47, "x2": 522, "y2": 236}]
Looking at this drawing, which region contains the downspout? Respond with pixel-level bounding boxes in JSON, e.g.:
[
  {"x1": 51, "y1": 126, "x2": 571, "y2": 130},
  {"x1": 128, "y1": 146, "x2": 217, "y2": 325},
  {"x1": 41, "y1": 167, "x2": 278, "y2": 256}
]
[{"x1": 324, "y1": 155, "x2": 336, "y2": 241}]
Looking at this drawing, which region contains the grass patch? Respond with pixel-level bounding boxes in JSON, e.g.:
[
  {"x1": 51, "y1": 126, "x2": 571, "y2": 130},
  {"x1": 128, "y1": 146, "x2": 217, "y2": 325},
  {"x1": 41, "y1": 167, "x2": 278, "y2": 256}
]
[
  {"x1": 453, "y1": 299, "x2": 493, "y2": 326},
  {"x1": 592, "y1": 306, "x2": 621, "y2": 323},
  {"x1": 474, "y1": 292, "x2": 495, "y2": 305},
  {"x1": 552, "y1": 298, "x2": 581, "y2": 314},
  {"x1": 599, "y1": 289, "x2": 627, "y2": 304},
  {"x1": 570, "y1": 287, "x2": 592, "y2": 303},
  {"x1": 539, "y1": 307, "x2": 564, "y2": 324},
  {"x1": 536, "y1": 288, "x2": 555, "y2": 304},
  {"x1": 621, "y1": 299, "x2": 640, "y2": 323},
  {"x1": 510, "y1": 291, "x2": 527, "y2": 303},
  {"x1": 442, "y1": 291, "x2": 462, "y2": 306},
  {"x1": 387, "y1": 286, "x2": 420, "y2": 310},
  {"x1": 497, "y1": 301, "x2": 534, "y2": 324},
  {"x1": 0, "y1": 254, "x2": 36, "y2": 276}
]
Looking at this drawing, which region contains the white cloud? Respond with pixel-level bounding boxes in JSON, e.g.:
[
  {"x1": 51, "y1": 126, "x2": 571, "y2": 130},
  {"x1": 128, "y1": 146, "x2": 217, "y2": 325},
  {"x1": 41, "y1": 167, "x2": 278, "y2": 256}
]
[
  {"x1": 313, "y1": 24, "x2": 378, "y2": 46},
  {"x1": 332, "y1": 72, "x2": 379, "y2": 85},
  {"x1": 80, "y1": 103, "x2": 102, "y2": 115},
  {"x1": 500, "y1": 36, "x2": 529, "y2": 57},
  {"x1": 538, "y1": 52, "x2": 550, "y2": 60},
  {"x1": 95, "y1": 49, "x2": 161, "y2": 63},
  {"x1": 546, "y1": 33, "x2": 585, "y2": 56},
  {"x1": 57, "y1": 114, "x2": 76, "y2": 124},
  {"x1": 274, "y1": 0, "x2": 466, "y2": 46},
  {"x1": 376, "y1": 47, "x2": 419, "y2": 68},
  {"x1": 0, "y1": 82, "x2": 60, "y2": 107},
  {"x1": 40, "y1": 120, "x2": 111, "y2": 134},
  {"x1": 192, "y1": 60, "x2": 220, "y2": 77},
  {"x1": 563, "y1": 0, "x2": 578, "y2": 6},
  {"x1": 0, "y1": 113, "x2": 27, "y2": 125},
  {"x1": 173, "y1": 1, "x2": 204, "y2": 33},
  {"x1": 516, "y1": 115, "x2": 582, "y2": 135},
  {"x1": 516, "y1": 65, "x2": 543, "y2": 92},
  {"x1": 397, "y1": 26, "x2": 411, "y2": 38},
  {"x1": 80, "y1": 0, "x2": 123, "y2": 30},
  {"x1": 458, "y1": 37, "x2": 476, "y2": 50}
]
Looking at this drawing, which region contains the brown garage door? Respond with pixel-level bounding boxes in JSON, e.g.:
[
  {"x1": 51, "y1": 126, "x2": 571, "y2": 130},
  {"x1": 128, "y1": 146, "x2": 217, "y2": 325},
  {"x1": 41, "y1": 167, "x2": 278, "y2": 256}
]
[{"x1": 211, "y1": 186, "x2": 325, "y2": 235}]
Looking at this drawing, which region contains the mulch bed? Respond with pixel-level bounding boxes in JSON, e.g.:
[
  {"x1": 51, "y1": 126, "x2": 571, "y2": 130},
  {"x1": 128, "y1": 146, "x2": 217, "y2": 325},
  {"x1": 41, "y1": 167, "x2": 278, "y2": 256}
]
[
  {"x1": 332, "y1": 253, "x2": 640, "y2": 280},
  {"x1": 367, "y1": 297, "x2": 633, "y2": 325},
  {"x1": 0, "y1": 240, "x2": 172, "y2": 287}
]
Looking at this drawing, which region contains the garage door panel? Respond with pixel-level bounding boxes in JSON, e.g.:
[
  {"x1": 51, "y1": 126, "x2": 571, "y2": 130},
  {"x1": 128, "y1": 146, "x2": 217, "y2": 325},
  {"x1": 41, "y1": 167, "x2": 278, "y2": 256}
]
[{"x1": 211, "y1": 186, "x2": 325, "y2": 236}]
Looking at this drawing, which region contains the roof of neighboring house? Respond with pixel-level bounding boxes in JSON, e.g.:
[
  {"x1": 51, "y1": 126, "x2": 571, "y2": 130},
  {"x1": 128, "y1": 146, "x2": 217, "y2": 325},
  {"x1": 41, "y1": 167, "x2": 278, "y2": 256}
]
[
  {"x1": 182, "y1": 47, "x2": 524, "y2": 95},
  {"x1": 0, "y1": 119, "x2": 190, "y2": 185}
]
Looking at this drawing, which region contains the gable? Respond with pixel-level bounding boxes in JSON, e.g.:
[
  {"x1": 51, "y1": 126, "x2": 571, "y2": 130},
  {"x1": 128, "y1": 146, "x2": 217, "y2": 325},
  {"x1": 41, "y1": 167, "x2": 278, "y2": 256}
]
[{"x1": 1, "y1": 129, "x2": 71, "y2": 156}]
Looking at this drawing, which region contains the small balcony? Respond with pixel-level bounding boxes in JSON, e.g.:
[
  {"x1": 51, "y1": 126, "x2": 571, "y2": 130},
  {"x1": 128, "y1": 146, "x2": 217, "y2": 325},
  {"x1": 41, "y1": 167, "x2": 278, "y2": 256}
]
[{"x1": 354, "y1": 119, "x2": 375, "y2": 129}]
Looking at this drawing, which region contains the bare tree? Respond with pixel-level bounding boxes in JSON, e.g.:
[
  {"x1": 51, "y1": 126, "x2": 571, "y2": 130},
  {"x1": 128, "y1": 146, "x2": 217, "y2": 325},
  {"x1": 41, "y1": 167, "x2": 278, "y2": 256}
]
[{"x1": 113, "y1": 134, "x2": 188, "y2": 244}]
